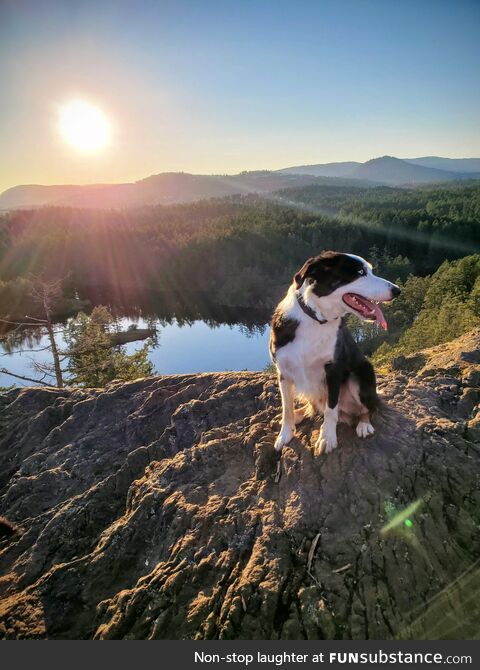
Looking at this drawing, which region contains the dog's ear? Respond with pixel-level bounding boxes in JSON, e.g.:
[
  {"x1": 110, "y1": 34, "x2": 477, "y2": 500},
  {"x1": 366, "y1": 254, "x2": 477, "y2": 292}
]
[
  {"x1": 294, "y1": 257, "x2": 315, "y2": 288},
  {"x1": 294, "y1": 253, "x2": 336, "y2": 288}
]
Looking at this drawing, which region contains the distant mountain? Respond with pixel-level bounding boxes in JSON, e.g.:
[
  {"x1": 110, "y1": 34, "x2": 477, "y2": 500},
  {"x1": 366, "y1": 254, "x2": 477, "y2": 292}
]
[
  {"x1": 351, "y1": 156, "x2": 479, "y2": 185},
  {"x1": 404, "y1": 156, "x2": 480, "y2": 173},
  {"x1": 0, "y1": 172, "x2": 372, "y2": 210},
  {"x1": 2, "y1": 156, "x2": 479, "y2": 210},
  {"x1": 276, "y1": 156, "x2": 480, "y2": 183},
  {"x1": 276, "y1": 161, "x2": 361, "y2": 178}
]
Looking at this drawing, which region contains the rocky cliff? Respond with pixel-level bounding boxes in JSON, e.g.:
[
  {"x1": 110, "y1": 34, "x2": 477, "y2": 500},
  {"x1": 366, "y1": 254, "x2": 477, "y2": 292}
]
[{"x1": 1, "y1": 331, "x2": 480, "y2": 640}]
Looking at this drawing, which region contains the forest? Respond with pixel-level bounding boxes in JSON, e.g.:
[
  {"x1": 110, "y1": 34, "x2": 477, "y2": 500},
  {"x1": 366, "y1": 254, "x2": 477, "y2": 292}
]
[{"x1": 1, "y1": 180, "x2": 479, "y2": 368}]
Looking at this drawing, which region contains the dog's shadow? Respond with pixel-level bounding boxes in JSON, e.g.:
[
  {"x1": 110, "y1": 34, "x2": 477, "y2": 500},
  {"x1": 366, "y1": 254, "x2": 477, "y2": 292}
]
[{"x1": 272, "y1": 400, "x2": 417, "y2": 473}]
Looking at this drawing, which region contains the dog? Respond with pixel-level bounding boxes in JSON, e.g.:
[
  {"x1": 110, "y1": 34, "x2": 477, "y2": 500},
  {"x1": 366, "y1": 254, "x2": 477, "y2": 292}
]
[{"x1": 269, "y1": 251, "x2": 401, "y2": 455}]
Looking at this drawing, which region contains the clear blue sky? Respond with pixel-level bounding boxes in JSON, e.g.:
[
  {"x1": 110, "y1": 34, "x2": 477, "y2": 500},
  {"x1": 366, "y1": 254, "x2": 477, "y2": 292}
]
[{"x1": 0, "y1": 0, "x2": 479, "y2": 191}]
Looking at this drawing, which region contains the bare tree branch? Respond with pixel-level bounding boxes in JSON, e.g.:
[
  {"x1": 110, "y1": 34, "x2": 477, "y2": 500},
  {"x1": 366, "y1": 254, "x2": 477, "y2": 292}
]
[
  {"x1": 23, "y1": 315, "x2": 49, "y2": 323},
  {"x1": 30, "y1": 360, "x2": 56, "y2": 377},
  {"x1": 0, "y1": 368, "x2": 54, "y2": 386}
]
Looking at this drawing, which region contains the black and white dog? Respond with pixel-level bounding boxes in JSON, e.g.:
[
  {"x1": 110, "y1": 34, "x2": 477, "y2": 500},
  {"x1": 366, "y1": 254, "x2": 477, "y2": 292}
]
[{"x1": 269, "y1": 251, "x2": 401, "y2": 455}]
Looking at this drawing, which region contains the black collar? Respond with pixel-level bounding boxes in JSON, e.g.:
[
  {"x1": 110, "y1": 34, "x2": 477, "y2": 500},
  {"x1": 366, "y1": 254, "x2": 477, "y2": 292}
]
[{"x1": 296, "y1": 292, "x2": 328, "y2": 324}]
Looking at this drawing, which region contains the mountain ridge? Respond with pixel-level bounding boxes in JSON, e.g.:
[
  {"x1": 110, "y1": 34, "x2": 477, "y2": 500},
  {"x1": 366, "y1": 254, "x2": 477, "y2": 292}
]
[
  {"x1": 1, "y1": 155, "x2": 479, "y2": 210},
  {"x1": 351, "y1": 155, "x2": 478, "y2": 185}
]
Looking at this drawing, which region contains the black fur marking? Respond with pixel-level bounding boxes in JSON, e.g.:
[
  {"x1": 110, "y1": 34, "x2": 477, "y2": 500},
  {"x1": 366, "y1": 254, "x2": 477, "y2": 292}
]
[
  {"x1": 269, "y1": 308, "x2": 299, "y2": 357},
  {"x1": 325, "y1": 361, "x2": 342, "y2": 409},
  {"x1": 354, "y1": 360, "x2": 379, "y2": 413},
  {"x1": 294, "y1": 251, "x2": 365, "y2": 298},
  {"x1": 324, "y1": 320, "x2": 379, "y2": 412}
]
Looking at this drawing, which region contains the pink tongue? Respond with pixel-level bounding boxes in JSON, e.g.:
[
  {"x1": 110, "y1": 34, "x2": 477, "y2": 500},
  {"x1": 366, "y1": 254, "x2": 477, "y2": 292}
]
[{"x1": 371, "y1": 302, "x2": 388, "y2": 331}]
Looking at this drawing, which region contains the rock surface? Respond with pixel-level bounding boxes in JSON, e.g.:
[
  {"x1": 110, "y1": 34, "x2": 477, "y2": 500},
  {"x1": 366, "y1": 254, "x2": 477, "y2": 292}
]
[{"x1": 1, "y1": 330, "x2": 480, "y2": 640}]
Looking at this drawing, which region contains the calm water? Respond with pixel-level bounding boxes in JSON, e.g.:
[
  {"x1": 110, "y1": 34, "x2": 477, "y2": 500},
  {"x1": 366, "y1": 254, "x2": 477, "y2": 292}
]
[{"x1": 0, "y1": 313, "x2": 271, "y2": 388}]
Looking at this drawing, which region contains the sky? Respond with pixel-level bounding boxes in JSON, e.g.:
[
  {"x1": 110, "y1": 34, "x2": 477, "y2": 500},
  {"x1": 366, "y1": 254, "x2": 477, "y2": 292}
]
[{"x1": 0, "y1": 0, "x2": 479, "y2": 192}]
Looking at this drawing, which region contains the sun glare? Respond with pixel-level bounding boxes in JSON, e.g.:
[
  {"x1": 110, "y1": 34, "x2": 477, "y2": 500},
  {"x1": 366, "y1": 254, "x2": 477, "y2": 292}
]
[{"x1": 58, "y1": 100, "x2": 111, "y2": 153}]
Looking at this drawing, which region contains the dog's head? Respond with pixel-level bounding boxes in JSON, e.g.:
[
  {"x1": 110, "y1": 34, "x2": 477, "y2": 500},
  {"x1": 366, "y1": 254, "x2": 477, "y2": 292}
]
[{"x1": 294, "y1": 251, "x2": 400, "y2": 329}]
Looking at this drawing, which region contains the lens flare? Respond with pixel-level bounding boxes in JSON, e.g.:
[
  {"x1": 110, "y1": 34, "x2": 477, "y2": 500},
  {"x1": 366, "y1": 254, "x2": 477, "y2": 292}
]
[{"x1": 381, "y1": 499, "x2": 423, "y2": 534}]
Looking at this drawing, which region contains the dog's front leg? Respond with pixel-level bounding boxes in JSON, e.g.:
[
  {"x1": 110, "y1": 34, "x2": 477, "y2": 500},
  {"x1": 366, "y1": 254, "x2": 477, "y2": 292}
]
[
  {"x1": 316, "y1": 363, "x2": 340, "y2": 455},
  {"x1": 274, "y1": 375, "x2": 296, "y2": 451}
]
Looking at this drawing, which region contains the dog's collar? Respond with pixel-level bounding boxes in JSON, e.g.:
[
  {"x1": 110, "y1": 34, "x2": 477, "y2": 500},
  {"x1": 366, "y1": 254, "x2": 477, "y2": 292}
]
[{"x1": 296, "y1": 292, "x2": 328, "y2": 324}]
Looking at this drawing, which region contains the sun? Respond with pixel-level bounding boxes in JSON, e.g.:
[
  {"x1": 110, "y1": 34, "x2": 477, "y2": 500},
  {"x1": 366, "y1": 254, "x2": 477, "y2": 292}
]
[{"x1": 58, "y1": 100, "x2": 111, "y2": 153}]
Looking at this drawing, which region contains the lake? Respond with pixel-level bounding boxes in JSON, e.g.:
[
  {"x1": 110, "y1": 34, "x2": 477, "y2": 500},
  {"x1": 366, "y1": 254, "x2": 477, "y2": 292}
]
[{"x1": 0, "y1": 308, "x2": 272, "y2": 388}]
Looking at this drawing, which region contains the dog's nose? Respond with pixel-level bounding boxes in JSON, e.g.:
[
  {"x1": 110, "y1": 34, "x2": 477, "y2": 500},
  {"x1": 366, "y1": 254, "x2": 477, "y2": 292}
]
[{"x1": 391, "y1": 284, "x2": 401, "y2": 297}]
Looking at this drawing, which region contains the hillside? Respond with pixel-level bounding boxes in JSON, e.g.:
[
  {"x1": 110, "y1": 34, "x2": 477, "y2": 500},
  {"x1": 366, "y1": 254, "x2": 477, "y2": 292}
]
[
  {"x1": 276, "y1": 161, "x2": 361, "y2": 178},
  {"x1": 1, "y1": 330, "x2": 480, "y2": 639},
  {"x1": 0, "y1": 172, "x2": 359, "y2": 210},
  {"x1": 1, "y1": 182, "x2": 479, "y2": 326}
]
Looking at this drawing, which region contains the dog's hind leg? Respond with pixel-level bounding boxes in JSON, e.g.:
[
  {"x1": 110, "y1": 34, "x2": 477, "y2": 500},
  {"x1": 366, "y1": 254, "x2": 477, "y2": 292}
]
[{"x1": 275, "y1": 376, "x2": 296, "y2": 451}]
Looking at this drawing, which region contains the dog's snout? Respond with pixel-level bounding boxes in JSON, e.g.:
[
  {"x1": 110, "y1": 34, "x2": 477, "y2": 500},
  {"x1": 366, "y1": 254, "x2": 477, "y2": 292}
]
[{"x1": 390, "y1": 284, "x2": 401, "y2": 298}]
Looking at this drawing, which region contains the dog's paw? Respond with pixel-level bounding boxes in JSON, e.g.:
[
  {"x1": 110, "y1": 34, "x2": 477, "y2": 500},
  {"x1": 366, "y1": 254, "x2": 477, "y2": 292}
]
[
  {"x1": 274, "y1": 426, "x2": 295, "y2": 451},
  {"x1": 315, "y1": 436, "x2": 337, "y2": 455},
  {"x1": 356, "y1": 421, "x2": 375, "y2": 438},
  {"x1": 315, "y1": 426, "x2": 338, "y2": 455}
]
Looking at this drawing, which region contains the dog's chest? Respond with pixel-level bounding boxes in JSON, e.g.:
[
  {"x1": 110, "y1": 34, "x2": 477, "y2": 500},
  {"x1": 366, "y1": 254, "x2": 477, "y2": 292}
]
[{"x1": 276, "y1": 319, "x2": 338, "y2": 396}]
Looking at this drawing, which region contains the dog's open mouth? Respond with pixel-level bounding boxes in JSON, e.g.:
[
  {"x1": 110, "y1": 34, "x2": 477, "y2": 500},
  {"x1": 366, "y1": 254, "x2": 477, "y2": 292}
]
[{"x1": 342, "y1": 293, "x2": 388, "y2": 330}]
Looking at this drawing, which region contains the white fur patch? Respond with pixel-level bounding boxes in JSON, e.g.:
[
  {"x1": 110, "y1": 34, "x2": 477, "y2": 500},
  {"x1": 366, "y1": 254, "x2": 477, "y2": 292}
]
[
  {"x1": 356, "y1": 421, "x2": 375, "y2": 438},
  {"x1": 274, "y1": 285, "x2": 340, "y2": 403}
]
